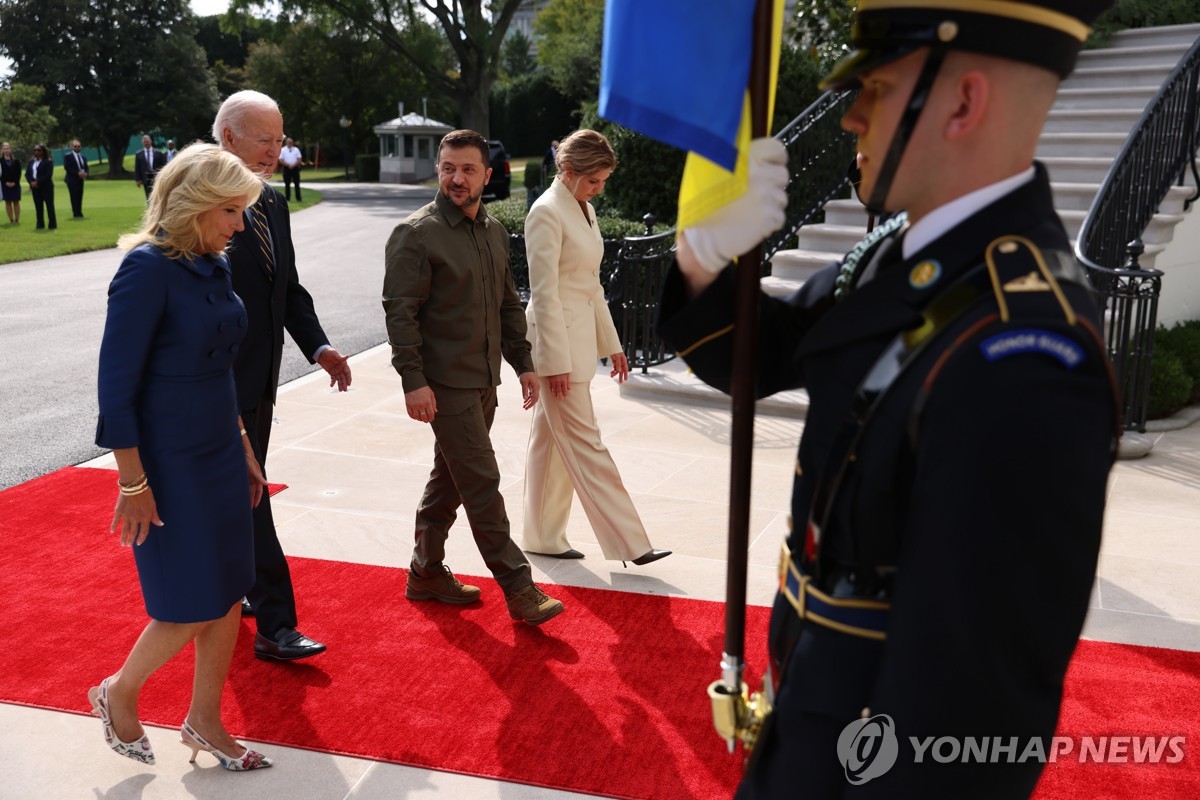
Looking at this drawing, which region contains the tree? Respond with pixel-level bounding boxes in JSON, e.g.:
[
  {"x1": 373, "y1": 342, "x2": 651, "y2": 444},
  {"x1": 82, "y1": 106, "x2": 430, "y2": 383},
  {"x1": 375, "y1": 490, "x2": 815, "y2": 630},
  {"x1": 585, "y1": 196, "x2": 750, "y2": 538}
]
[
  {"x1": 242, "y1": 0, "x2": 522, "y2": 135},
  {"x1": 791, "y1": 0, "x2": 855, "y2": 69},
  {"x1": 534, "y1": 0, "x2": 604, "y2": 103},
  {"x1": 246, "y1": 16, "x2": 453, "y2": 158},
  {"x1": 0, "y1": 0, "x2": 219, "y2": 176},
  {"x1": 500, "y1": 29, "x2": 537, "y2": 80},
  {"x1": 0, "y1": 84, "x2": 58, "y2": 157}
]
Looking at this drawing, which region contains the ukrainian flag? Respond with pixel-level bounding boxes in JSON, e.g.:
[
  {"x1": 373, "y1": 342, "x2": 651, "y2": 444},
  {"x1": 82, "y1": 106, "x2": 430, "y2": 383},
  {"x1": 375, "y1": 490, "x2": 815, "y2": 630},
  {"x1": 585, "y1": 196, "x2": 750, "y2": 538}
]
[{"x1": 599, "y1": 0, "x2": 783, "y2": 230}]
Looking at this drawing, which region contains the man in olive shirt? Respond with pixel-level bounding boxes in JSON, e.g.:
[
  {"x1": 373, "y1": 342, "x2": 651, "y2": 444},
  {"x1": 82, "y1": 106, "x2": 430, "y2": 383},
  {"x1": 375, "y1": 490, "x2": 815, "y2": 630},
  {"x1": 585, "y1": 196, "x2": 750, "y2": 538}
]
[{"x1": 382, "y1": 129, "x2": 564, "y2": 626}]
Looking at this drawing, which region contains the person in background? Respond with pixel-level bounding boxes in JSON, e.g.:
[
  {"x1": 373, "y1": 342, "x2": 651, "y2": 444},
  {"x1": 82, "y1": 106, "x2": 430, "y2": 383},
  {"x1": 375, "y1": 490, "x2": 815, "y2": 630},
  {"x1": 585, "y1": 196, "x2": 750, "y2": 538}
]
[
  {"x1": 541, "y1": 139, "x2": 559, "y2": 187},
  {"x1": 24, "y1": 143, "x2": 55, "y2": 230},
  {"x1": 133, "y1": 134, "x2": 164, "y2": 203},
  {"x1": 214, "y1": 89, "x2": 351, "y2": 662},
  {"x1": 92, "y1": 143, "x2": 273, "y2": 772},
  {"x1": 1, "y1": 142, "x2": 21, "y2": 224},
  {"x1": 279, "y1": 136, "x2": 303, "y2": 202},
  {"x1": 165, "y1": 140, "x2": 177, "y2": 162},
  {"x1": 64, "y1": 139, "x2": 89, "y2": 218},
  {"x1": 383, "y1": 128, "x2": 565, "y2": 627},
  {"x1": 521, "y1": 129, "x2": 670, "y2": 568},
  {"x1": 657, "y1": 1, "x2": 1119, "y2": 796}
]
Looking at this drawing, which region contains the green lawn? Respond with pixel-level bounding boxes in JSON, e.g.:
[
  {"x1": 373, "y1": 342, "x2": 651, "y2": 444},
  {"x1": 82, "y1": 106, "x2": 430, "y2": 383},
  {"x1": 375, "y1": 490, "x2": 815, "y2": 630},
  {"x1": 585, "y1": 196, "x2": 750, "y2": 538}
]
[{"x1": 0, "y1": 162, "x2": 322, "y2": 266}]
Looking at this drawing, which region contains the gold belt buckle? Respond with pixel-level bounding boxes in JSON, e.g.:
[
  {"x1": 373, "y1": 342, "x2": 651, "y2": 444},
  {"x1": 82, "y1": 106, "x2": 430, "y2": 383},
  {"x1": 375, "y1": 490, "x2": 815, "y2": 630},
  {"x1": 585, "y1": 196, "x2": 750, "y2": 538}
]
[{"x1": 778, "y1": 541, "x2": 807, "y2": 620}]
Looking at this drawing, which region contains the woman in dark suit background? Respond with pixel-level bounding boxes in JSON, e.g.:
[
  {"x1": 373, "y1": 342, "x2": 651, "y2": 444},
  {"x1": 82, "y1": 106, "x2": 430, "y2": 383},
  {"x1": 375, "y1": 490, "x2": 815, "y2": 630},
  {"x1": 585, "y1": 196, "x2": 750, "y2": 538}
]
[
  {"x1": 24, "y1": 143, "x2": 55, "y2": 229},
  {"x1": 1, "y1": 142, "x2": 20, "y2": 224},
  {"x1": 91, "y1": 143, "x2": 273, "y2": 772}
]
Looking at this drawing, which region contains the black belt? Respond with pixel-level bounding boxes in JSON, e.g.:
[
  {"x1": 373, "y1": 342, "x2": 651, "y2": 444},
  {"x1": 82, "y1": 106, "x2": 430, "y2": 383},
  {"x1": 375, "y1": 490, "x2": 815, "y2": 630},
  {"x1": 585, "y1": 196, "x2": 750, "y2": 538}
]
[{"x1": 778, "y1": 542, "x2": 889, "y2": 641}]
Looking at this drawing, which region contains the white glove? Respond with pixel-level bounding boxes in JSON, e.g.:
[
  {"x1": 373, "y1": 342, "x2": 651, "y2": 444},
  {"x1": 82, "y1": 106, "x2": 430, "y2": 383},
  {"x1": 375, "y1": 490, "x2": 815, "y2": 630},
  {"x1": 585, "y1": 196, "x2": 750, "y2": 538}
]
[{"x1": 682, "y1": 137, "x2": 789, "y2": 274}]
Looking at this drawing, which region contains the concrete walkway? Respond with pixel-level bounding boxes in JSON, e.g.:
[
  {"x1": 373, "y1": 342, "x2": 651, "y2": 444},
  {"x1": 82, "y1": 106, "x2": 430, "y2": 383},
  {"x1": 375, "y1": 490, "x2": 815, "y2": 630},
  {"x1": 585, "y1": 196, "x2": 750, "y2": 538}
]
[{"x1": 2, "y1": 182, "x2": 1197, "y2": 798}]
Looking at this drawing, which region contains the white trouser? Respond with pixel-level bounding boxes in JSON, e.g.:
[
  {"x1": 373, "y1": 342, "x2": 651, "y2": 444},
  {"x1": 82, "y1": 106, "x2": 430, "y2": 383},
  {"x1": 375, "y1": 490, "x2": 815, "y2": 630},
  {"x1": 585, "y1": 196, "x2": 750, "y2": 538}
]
[{"x1": 521, "y1": 377, "x2": 651, "y2": 561}]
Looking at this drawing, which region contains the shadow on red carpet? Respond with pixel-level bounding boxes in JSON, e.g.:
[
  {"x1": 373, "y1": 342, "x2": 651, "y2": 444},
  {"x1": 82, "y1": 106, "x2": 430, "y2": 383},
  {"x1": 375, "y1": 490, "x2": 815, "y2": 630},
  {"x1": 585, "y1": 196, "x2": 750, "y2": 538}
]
[{"x1": 0, "y1": 467, "x2": 1196, "y2": 798}]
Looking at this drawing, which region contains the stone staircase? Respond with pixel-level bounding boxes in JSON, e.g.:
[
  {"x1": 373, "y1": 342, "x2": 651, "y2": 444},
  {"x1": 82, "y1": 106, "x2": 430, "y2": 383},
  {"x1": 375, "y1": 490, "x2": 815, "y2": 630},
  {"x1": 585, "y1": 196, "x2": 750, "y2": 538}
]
[{"x1": 764, "y1": 23, "x2": 1200, "y2": 299}]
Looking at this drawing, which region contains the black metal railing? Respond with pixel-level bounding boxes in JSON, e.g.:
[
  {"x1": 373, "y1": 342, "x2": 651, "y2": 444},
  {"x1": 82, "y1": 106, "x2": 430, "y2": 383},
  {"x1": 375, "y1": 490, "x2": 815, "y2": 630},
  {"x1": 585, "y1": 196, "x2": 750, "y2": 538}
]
[
  {"x1": 1076, "y1": 36, "x2": 1200, "y2": 431},
  {"x1": 764, "y1": 90, "x2": 858, "y2": 260}
]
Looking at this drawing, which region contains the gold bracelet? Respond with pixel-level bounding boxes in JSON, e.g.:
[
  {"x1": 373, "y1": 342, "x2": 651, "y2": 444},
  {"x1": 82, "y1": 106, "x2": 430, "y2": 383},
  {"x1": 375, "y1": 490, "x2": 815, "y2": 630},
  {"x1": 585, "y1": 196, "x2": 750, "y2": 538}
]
[
  {"x1": 119, "y1": 481, "x2": 150, "y2": 496},
  {"x1": 118, "y1": 472, "x2": 147, "y2": 489},
  {"x1": 240, "y1": 427, "x2": 248, "y2": 436}
]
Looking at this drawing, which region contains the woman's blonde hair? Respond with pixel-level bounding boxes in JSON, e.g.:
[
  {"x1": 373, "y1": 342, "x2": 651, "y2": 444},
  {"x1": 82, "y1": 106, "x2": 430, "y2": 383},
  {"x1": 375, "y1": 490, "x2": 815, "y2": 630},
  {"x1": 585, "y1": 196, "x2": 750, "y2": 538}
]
[
  {"x1": 556, "y1": 129, "x2": 617, "y2": 177},
  {"x1": 118, "y1": 142, "x2": 262, "y2": 260}
]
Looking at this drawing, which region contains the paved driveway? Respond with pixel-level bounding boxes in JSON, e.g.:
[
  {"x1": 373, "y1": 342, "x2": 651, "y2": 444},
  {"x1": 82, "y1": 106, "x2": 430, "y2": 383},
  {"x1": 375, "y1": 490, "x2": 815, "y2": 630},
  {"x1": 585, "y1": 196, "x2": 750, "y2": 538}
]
[{"x1": 0, "y1": 182, "x2": 435, "y2": 489}]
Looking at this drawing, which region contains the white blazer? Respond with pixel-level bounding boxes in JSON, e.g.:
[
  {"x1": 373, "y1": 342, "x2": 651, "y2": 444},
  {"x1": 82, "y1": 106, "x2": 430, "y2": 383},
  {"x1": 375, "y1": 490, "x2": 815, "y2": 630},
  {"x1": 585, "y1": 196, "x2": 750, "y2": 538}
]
[{"x1": 525, "y1": 177, "x2": 622, "y2": 382}]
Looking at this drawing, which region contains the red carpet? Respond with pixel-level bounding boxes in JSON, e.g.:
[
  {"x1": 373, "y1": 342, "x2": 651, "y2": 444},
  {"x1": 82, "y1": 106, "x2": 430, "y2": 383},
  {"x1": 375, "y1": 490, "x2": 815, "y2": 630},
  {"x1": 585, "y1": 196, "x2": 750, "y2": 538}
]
[
  {"x1": 1, "y1": 467, "x2": 1197, "y2": 798},
  {"x1": 0, "y1": 467, "x2": 766, "y2": 799}
]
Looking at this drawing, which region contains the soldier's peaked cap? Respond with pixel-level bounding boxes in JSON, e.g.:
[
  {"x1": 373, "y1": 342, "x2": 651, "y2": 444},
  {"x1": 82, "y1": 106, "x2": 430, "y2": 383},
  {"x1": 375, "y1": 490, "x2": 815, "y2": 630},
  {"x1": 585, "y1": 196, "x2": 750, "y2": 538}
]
[{"x1": 821, "y1": 0, "x2": 1114, "y2": 90}]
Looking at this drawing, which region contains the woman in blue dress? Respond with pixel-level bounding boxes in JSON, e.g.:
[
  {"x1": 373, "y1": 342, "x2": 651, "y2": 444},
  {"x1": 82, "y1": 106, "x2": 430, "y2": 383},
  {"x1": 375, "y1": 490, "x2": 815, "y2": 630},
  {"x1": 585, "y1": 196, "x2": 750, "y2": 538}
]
[
  {"x1": 1, "y1": 142, "x2": 21, "y2": 224},
  {"x1": 91, "y1": 143, "x2": 273, "y2": 771}
]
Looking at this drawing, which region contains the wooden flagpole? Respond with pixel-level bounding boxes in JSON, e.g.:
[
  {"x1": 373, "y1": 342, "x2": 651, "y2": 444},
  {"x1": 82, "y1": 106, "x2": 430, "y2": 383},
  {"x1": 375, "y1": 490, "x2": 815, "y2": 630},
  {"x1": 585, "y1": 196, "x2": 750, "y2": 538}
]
[{"x1": 720, "y1": 0, "x2": 776, "y2": 697}]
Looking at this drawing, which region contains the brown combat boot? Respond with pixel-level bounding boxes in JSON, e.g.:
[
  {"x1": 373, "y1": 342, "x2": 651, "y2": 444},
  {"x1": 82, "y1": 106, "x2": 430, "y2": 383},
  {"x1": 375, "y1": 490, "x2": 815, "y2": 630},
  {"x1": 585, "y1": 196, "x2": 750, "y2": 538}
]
[
  {"x1": 405, "y1": 564, "x2": 481, "y2": 605},
  {"x1": 504, "y1": 583, "x2": 564, "y2": 626}
]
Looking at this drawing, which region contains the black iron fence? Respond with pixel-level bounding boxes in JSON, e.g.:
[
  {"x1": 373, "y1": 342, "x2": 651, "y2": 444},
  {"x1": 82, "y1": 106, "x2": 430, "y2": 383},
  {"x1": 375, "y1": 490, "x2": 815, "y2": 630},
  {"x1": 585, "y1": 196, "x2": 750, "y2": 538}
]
[
  {"x1": 509, "y1": 90, "x2": 858, "y2": 373},
  {"x1": 1076, "y1": 36, "x2": 1200, "y2": 431}
]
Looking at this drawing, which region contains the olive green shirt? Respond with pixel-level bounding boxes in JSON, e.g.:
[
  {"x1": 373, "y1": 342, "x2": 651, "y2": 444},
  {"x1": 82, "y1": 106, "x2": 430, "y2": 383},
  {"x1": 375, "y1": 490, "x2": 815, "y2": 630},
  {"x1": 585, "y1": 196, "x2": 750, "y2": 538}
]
[{"x1": 383, "y1": 191, "x2": 534, "y2": 392}]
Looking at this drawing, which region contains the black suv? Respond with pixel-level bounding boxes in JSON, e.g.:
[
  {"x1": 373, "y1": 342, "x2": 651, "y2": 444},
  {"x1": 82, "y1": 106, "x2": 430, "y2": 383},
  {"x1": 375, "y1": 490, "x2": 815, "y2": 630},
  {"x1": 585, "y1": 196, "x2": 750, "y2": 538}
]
[{"x1": 485, "y1": 139, "x2": 511, "y2": 200}]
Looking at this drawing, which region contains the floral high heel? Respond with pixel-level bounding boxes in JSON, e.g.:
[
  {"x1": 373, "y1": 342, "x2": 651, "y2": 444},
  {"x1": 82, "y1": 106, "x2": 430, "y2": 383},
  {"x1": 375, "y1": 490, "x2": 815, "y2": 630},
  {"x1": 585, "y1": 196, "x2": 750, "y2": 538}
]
[
  {"x1": 180, "y1": 719, "x2": 273, "y2": 771},
  {"x1": 87, "y1": 677, "x2": 155, "y2": 765}
]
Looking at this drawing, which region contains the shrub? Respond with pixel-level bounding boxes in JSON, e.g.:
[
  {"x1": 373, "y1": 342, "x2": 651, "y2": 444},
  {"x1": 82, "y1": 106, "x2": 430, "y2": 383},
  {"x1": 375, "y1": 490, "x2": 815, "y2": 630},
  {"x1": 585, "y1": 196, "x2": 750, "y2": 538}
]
[
  {"x1": 1154, "y1": 322, "x2": 1200, "y2": 402},
  {"x1": 1090, "y1": 0, "x2": 1200, "y2": 45},
  {"x1": 485, "y1": 197, "x2": 529, "y2": 234},
  {"x1": 1146, "y1": 349, "x2": 1192, "y2": 419},
  {"x1": 523, "y1": 161, "x2": 542, "y2": 189}
]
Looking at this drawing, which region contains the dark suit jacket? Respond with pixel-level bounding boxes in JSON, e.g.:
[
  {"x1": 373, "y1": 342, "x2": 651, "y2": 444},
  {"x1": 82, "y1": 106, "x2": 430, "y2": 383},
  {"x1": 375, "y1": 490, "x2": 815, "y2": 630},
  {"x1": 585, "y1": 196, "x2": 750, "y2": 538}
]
[
  {"x1": 227, "y1": 184, "x2": 328, "y2": 414},
  {"x1": 64, "y1": 151, "x2": 89, "y2": 185},
  {"x1": 133, "y1": 148, "x2": 163, "y2": 186},
  {"x1": 25, "y1": 158, "x2": 52, "y2": 187}
]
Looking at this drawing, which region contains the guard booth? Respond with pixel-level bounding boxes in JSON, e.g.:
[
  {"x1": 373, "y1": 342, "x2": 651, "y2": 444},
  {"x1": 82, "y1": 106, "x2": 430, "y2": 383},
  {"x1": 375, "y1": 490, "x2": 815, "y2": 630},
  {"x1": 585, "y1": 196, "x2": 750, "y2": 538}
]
[{"x1": 374, "y1": 113, "x2": 453, "y2": 184}]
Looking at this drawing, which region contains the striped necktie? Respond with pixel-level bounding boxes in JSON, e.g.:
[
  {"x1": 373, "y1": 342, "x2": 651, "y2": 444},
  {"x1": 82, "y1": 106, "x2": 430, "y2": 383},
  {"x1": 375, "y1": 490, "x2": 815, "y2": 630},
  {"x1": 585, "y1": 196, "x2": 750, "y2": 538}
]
[{"x1": 248, "y1": 200, "x2": 274, "y2": 277}]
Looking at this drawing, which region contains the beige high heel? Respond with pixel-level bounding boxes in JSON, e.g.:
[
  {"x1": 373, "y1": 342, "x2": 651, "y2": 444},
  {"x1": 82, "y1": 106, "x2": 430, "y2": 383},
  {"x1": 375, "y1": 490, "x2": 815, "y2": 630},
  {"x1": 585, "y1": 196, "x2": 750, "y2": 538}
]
[
  {"x1": 87, "y1": 677, "x2": 155, "y2": 765},
  {"x1": 180, "y1": 719, "x2": 273, "y2": 771}
]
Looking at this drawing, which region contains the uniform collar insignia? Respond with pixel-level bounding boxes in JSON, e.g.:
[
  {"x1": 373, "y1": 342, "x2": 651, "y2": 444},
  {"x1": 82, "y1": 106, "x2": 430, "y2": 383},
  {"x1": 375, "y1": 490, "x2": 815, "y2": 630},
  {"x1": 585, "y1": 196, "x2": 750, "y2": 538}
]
[{"x1": 1002, "y1": 271, "x2": 1052, "y2": 292}]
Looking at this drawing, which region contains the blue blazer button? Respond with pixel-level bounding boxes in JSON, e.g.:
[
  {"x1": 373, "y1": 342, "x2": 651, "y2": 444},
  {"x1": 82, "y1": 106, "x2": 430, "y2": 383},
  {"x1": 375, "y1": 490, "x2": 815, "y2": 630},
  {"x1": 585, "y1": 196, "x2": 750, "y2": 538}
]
[{"x1": 206, "y1": 293, "x2": 216, "y2": 304}]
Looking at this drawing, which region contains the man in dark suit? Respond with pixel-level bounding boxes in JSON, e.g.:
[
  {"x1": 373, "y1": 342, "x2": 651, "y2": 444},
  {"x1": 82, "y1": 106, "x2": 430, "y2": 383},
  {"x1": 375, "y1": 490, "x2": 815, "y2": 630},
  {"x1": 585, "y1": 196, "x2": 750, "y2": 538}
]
[
  {"x1": 133, "y1": 134, "x2": 163, "y2": 202},
  {"x1": 215, "y1": 89, "x2": 352, "y2": 663},
  {"x1": 64, "y1": 139, "x2": 89, "y2": 218},
  {"x1": 659, "y1": 1, "x2": 1119, "y2": 797}
]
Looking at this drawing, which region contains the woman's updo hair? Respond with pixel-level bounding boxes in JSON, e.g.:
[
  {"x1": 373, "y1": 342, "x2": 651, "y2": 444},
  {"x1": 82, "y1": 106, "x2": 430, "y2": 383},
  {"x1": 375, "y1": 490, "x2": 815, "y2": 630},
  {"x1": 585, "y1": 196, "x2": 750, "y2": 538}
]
[{"x1": 555, "y1": 129, "x2": 617, "y2": 176}]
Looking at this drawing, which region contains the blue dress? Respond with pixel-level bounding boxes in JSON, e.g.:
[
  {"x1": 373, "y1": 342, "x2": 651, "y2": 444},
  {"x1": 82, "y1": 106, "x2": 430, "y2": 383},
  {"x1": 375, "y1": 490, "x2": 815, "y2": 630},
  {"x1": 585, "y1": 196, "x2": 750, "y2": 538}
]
[{"x1": 96, "y1": 243, "x2": 255, "y2": 623}]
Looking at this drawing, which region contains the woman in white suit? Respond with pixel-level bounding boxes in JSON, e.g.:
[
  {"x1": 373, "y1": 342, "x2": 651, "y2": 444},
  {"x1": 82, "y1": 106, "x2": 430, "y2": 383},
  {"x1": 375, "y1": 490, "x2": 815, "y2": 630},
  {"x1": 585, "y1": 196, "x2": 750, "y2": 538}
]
[{"x1": 521, "y1": 130, "x2": 670, "y2": 566}]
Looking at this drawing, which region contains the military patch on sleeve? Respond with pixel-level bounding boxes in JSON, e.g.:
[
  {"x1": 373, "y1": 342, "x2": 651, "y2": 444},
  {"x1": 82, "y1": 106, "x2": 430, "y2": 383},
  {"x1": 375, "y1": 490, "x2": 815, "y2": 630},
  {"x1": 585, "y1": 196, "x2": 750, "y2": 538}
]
[{"x1": 979, "y1": 328, "x2": 1085, "y2": 367}]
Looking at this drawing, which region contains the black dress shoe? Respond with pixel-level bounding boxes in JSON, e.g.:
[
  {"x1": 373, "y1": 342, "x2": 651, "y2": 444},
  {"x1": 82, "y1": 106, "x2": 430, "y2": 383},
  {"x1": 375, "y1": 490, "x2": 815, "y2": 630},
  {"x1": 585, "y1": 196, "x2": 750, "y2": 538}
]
[
  {"x1": 254, "y1": 628, "x2": 327, "y2": 662},
  {"x1": 628, "y1": 549, "x2": 672, "y2": 567},
  {"x1": 240, "y1": 597, "x2": 254, "y2": 617},
  {"x1": 527, "y1": 548, "x2": 585, "y2": 559}
]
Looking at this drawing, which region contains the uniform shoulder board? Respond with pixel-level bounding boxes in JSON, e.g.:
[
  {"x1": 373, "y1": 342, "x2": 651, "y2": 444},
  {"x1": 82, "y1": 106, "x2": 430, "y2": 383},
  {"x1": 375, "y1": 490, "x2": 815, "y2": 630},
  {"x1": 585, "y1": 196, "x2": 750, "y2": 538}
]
[{"x1": 984, "y1": 235, "x2": 1086, "y2": 325}]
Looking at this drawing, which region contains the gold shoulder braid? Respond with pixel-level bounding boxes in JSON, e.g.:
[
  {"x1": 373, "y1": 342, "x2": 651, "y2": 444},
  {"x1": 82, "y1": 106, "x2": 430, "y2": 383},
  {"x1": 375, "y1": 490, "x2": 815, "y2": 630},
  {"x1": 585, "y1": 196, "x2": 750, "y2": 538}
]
[{"x1": 834, "y1": 212, "x2": 908, "y2": 300}]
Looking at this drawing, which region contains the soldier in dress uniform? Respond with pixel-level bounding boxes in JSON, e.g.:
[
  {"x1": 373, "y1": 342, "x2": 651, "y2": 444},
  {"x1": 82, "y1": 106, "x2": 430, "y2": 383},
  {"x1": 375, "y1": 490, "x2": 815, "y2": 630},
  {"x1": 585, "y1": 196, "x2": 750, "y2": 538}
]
[{"x1": 658, "y1": 1, "x2": 1121, "y2": 797}]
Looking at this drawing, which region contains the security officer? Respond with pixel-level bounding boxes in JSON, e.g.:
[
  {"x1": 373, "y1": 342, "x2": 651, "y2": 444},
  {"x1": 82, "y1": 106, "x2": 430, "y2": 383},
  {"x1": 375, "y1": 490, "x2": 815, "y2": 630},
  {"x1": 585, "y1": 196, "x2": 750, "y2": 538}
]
[{"x1": 659, "y1": 1, "x2": 1120, "y2": 797}]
